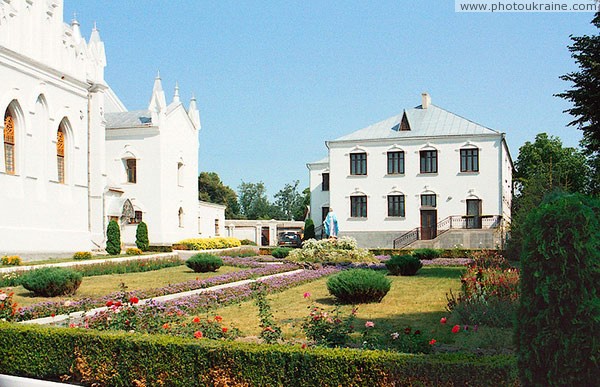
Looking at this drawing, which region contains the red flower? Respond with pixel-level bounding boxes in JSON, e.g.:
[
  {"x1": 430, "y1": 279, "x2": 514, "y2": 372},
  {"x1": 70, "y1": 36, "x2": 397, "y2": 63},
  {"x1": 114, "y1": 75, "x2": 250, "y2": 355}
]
[
  {"x1": 194, "y1": 331, "x2": 203, "y2": 339},
  {"x1": 414, "y1": 330, "x2": 421, "y2": 335},
  {"x1": 114, "y1": 301, "x2": 122, "y2": 307},
  {"x1": 51, "y1": 313, "x2": 55, "y2": 318},
  {"x1": 162, "y1": 323, "x2": 170, "y2": 329},
  {"x1": 429, "y1": 339, "x2": 437, "y2": 345},
  {"x1": 303, "y1": 292, "x2": 311, "y2": 299},
  {"x1": 440, "y1": 317, "x2": 447, "y2": 325},
  {"x1": 193, "y1": 316, "x2": 201, "y2": 323},
  {"x1": 301, "y1": 343, "x2": 307, "y2": 349},
  {"x1": 129, "y1": 296, "x2": 139, "y2": 304},
  {"x1": 215, "y1": 315, "x2": 223, "y2": 323},
  {"x1": 451, "y1": 325, "x2": 460, "y2": 334},
  {"x1": 106, "y1": 300, "x2": 113, "y2": 307},
  {"x1": 404, "y1": 327, "x2": 411, "y2": 334},
  {"x1": 222, "y1": 327, "x2": 228, "y2": 333}
]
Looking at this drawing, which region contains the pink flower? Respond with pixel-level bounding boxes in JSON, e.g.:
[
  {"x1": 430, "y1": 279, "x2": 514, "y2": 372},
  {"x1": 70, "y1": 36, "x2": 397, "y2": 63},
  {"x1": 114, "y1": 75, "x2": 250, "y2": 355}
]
[
  {"x1": 451, "y1": 325, "x2": 460, "y2": 334},
  {"x1": 440, "y1": 317, "x2": 447, "y2": 324},
  {"x1": 303, "y1": 292, "x2": 311, "y2": 299},
  {"x1": 194, "y1": 331, "x2": 203, "y2": 339},
  {"x1": 365, "y1": 321, "x2": 375, "y2": 328},
  {"x1": 429, "y1": 339, "x2": 437, "y2": 345}
]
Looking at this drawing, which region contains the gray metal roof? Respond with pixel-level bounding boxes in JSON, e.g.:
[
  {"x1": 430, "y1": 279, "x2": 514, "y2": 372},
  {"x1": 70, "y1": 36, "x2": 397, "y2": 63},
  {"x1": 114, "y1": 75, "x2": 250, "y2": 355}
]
[
  {"x1": 308, "y1": 156, "x2": 329, "y2": 165},
  {"x1": 331, "y1": 104, "x2": 500, "y2": 142},
  {"x1": 105, "y1": 110, "x2": 153, "y2": 129}
]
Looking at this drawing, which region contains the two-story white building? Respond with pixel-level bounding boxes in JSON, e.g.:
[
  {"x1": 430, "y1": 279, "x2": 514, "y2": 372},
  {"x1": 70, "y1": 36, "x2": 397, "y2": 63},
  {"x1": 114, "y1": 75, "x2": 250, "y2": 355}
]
[{"x1": 308, "y1": 93, "x2": 513, "y2": 249}]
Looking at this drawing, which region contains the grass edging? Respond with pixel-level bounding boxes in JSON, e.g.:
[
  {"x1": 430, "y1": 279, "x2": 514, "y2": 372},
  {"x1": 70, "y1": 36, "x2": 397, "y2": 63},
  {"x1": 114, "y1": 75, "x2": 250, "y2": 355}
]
[{"x1": 0, "y1": 322, "x2": 518, "y2": 386}]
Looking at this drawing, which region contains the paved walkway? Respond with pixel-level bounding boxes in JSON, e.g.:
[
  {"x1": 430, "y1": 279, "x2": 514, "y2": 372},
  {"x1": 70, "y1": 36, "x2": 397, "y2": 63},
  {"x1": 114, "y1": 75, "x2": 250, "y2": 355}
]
[
  {"x1": 0, "y1": 374, "x2": 73, "y2": 386},
  {"x1": 20, "y1": 268, "x2": 303, "y2": 325}
]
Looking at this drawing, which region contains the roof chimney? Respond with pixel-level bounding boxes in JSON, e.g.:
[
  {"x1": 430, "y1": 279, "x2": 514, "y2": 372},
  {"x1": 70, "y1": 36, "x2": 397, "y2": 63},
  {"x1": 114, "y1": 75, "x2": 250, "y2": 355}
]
[{"x1": 421, "y1": 92, "x2": 431, "y2": 109}]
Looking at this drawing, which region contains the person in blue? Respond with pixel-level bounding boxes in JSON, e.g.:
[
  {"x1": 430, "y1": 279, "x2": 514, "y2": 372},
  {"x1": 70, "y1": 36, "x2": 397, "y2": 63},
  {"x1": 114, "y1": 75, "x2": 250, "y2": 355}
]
[{"x1": 323, "y1": 208, "x2": 339, "y2": 238}]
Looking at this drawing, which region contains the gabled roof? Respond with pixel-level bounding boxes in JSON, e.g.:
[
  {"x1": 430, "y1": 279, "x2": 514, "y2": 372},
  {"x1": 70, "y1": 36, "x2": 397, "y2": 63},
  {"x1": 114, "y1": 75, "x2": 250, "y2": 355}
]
[
  {"x1": 105, "y1": 110, "x2": 153, "y2": 129},
  {"x1": 308, "y1": 156, "x2": 329, "y2": 165},
  {"x1": 331, "y1": 104, "x2": 500, "y2": 142}
]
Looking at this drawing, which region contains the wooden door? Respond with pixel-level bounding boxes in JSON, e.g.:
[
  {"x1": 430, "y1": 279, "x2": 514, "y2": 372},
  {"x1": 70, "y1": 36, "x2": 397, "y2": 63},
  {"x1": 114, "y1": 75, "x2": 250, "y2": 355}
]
[
  {"x1": 420, "y1": 210, "x2": 437, "y2": 240},
  {"x1": 261, "y1": 227, "x2": 270, "y2": 246}
]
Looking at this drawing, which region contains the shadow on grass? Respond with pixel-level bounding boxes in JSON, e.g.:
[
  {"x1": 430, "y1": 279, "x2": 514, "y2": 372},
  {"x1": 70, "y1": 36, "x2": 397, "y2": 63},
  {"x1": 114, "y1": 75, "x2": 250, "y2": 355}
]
[{"x1": 413, "y1": 266, "x2": 465, "y2": 279}]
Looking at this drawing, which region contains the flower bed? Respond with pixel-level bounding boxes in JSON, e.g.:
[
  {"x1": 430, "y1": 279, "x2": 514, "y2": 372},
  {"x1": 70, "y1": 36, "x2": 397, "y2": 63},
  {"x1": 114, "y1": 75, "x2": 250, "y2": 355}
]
[{"x1": 15, "y1": 262, "x2": 298, "y2": 322}]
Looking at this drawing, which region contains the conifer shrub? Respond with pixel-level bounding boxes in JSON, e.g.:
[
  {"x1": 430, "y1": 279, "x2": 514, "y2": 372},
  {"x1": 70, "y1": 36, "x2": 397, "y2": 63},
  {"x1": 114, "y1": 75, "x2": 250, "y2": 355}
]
[
  {"x1": 72, "y1": 252, "x2": 92, "y2": 260},
  {"x1": 327, "y1": 269, "x2": 391, "y2": 304},
  {"x1": 106, "y1": 220, "x2": 121, "y2": 255},
  {"x1": 385, "y1": 254, "x2": 423, "y2": 276},
  {"x1": 411, "y1": 248, "x2": 442, "y2": 260},
  {"x1": 135, "y1": 221, "x2": 150, "y2": 251},
  {"x1": 303, "y1": 218, "x2": 315, "y2": 240},
  {"x1": 517, "y1": 193, "x2": 600, "y2": 386},
  {"x1": 185, "y1": 253, "x2": 224, "y2": 273},
  {"x1": 271, "y1": 247, "x2": 291, "y2": 259},
  {"x1": 21, "y1": 267, "x2": 82, "y2": 297}
]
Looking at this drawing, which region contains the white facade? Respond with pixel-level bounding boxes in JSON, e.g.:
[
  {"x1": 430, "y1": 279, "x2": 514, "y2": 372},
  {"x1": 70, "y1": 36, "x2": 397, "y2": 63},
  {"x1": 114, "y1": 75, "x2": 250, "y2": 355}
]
[
  {"x1": 308, "y1": 93, "x2": 513, "y2": 249},
  {"x1": 0, "y1": 1, "x2": 222, "y2": 255},
  {"x1": 198, "y1": 201, "x2": 226, "y2": 238}
]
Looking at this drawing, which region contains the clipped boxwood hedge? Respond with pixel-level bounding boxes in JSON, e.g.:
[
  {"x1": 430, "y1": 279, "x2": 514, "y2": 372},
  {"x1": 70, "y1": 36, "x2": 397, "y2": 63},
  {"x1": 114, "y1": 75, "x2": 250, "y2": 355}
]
[
  {"x1": 0, "y1": 322, "x2": 518, "y2": 386},
  {"x1": 20, "y1": 267, "x2": 82, "y2": 297}
]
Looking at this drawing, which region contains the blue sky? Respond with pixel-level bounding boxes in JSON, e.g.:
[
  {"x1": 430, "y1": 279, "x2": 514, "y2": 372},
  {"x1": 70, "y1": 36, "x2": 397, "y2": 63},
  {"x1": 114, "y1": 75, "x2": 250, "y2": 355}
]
[{"x1": 65, "y1": 1, "x2": 596, "y2": 197}]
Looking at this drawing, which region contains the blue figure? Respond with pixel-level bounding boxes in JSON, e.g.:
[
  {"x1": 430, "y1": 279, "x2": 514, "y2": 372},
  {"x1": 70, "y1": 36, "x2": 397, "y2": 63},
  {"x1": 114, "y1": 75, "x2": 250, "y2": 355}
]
[{"x1": 323, "y1": 208, "x2": 339, "y2": 238}]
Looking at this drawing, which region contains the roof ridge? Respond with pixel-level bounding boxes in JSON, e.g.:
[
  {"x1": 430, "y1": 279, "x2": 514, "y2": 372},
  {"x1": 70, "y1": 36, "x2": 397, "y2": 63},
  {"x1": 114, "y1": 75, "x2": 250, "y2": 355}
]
[{"x1": 424, "y1": 104, "x2": 500, "y2": 134}]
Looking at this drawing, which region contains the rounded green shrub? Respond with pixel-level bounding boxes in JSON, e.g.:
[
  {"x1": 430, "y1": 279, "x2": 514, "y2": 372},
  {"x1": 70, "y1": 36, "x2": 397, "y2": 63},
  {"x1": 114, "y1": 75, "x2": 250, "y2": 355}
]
[
  {"x1": 271, "y1": 247, "x2": 291, "y2": 259},
  {"x1": 517, "y1": 193, "x2": 600, "y2": 386},
  {"x1": 21, "y1": 267, "x2": 82, "y2": 297},
  {"x1": 135, "y1": 221, "x2": 150, "y2": 251},
  {"x1": 326, "y1": 269, "x2": 391, "y2": 304},
  {"x1": 385, "y1": 254, "x2": 423, "y2": 276},
  {"x1": 126, "y1": 247, "x2": 143, "y2": 256},
  {"x1": 240, "y1": 239, "x2": 257, "y2": 246},
  {"x1": 185, "y1": 254, "x2": 224, "y2": 273},
  {"x1": 106, "y1": 220, "x2": 121, "y2": 255},
  {"x1": 411, "y1": 248, "x2": 442, "y2": 260}
]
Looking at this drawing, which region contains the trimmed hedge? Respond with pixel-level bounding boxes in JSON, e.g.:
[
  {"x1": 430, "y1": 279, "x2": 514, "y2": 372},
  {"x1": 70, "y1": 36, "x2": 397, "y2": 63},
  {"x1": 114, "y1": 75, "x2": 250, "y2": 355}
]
[
  {"x1": 271, "y1": 247, "x2": 292, "y2": 259},
  {"x1": 370, "y1": 248, "x2": 481, "y2": 258},
  {"x1": 385, "y1": 254, "x2": 423, "y2": 276},
  {"x1": 177, "y1": 237, "x2": 241, "y2": 250},
  {"x1": 0, "y1": 322, "x2": 518, "y2": 386}
]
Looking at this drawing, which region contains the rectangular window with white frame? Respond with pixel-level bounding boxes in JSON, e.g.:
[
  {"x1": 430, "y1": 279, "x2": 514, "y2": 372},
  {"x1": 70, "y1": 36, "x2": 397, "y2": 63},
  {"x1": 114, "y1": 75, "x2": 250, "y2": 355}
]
[
  {"x1": 420, "y1": 150, "x2": 437, "y2": 173},
  {"x1": 421, "y1": 194, "x2": 437, "y2": 207},
  {"x1": 350, "y1": 153, "x2": 367, "y2": 175},
  {"x1": 387, "y1": 195, "x2": 405, "y2": 217},
  {"x1": 387, "y1": 151, "x2": 405, "y2": 174},
  {"x1": 350, "y1": 195, "x2": 367, "y2": 218},
  {"x1": 322, "y1": 172, "x2": 329, "y2": 191},
  {"x1": 460, "y1": 148, "x2": 479, "y2": 172}
]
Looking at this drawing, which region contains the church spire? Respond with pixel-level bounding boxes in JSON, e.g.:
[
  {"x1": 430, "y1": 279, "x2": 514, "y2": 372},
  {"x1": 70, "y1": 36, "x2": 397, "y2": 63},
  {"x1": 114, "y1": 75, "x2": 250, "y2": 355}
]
[
  {"x1": 188, "y1": 94, "x2": 201, "y2": 130},
  {"x1": 173, "y1": 82, "x2": 181, "y2": 104},
  {"x1": 71, "y1": 13, "x2": 82, "y2": 44},
  {"x1": 148, "y1": 71, "x2": 167, "y2": 122}
]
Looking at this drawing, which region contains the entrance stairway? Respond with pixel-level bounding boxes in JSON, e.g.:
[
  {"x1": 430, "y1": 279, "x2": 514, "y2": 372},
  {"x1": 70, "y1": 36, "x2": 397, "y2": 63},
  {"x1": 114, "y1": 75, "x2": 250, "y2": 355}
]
[{"x1": 393, "y1": 215, "x2": 503, "y2": 249}]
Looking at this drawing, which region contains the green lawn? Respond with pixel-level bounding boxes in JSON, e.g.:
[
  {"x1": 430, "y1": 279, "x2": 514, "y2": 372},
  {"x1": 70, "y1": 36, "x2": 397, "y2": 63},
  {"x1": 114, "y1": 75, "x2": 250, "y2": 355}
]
[
  {"x1": 211, "y1": 266, "x2": 515, "y2": 353},
  {"x1": 4, "y1": 265, "x2": 243, "y2": 307}
]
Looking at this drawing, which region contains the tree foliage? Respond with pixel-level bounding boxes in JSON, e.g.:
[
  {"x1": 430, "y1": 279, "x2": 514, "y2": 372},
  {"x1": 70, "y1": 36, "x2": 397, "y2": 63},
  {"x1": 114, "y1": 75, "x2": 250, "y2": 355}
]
[
  {"x1": 517, "y1": 193, "x2": 600, "y2": 386},
  {"x1": 507, "y1": 133, "x2": 589, "y2": 259},
  {"x1": 556, "y1": 12, "x2": 600, "y2": 193},
  {"x1": 273, "y1": 180, "x2": 307, "y2": 221},
  {"x1": 135, "y1": 221, "x2": 149, "y2": 251},
  {"x1": 238, "y1": 181, "x2": 272, "y2": 220},
  {"x1": 198, "y1": 172, "x2": 241, "y2": 219}
]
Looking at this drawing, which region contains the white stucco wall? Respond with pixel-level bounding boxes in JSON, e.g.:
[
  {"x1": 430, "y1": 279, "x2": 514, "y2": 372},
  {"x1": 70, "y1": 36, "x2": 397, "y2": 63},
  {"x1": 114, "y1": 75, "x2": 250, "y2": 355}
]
[
  {"x1": 308, "y1": 160, "x2": 330, "y2": 226},
  {"x1": 198, "y1": 201, "x2": 226, "y2": 238},
  {"x1": 0, "y1": 1, "x2": 105, "y2": 254}
]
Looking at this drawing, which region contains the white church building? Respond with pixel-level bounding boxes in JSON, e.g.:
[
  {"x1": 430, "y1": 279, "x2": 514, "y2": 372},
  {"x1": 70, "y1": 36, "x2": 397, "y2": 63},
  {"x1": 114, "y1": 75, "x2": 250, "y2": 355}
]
[
  {"x1": 0, "y1": 1, "x2": 224, "y2": 255},
  {"x1": 308, "y1": 93, "x2": 513, "y2": 249}
]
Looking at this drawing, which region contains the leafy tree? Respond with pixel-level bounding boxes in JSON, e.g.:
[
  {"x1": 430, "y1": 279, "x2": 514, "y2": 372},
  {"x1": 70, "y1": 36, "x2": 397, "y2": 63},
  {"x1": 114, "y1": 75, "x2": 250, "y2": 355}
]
[
  {"x1": 273, "y1": 180, "x2": 306, "y2": 221},
  {"x1": 517, "y1": 193, "x2": 600, "y2": 386},
  {"x1": 556, "y1": 12, "x2": 600, "y2": 193},
  {"x1": 135, "y1": 221, "x2": 149, "y2": 251},
  {"x1": 507, "y1": 133, "x2": 588, "y2": 259},
  {"x1": 198, "y1": 172, "x2": 241, "y2": 219},
  {"x1": 106, "y1": 220, "x2": 121, "y2": 255},
  {"x1": 238, "y1": 181, "x2": 272, "y2": 220}
]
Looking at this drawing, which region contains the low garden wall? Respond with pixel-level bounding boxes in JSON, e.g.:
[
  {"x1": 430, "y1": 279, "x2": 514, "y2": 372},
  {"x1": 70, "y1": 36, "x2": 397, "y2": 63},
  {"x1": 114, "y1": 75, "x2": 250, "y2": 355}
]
[{"x1": 0, "y1": 323, "x2": 518, "y2": 386}]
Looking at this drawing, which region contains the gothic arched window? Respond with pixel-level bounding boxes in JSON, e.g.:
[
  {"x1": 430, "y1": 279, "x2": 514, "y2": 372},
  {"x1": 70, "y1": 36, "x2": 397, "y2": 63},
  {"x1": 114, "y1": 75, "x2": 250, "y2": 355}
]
[
  {"x1": 57, "y1": 126, "x2": 65, "y2": 183},
  {"x1": 178, "y1": 207, "x2": 184, "y2": 228},
  {"x1": 4, "y1": 111, "x2": 15, "y2": 174}
]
